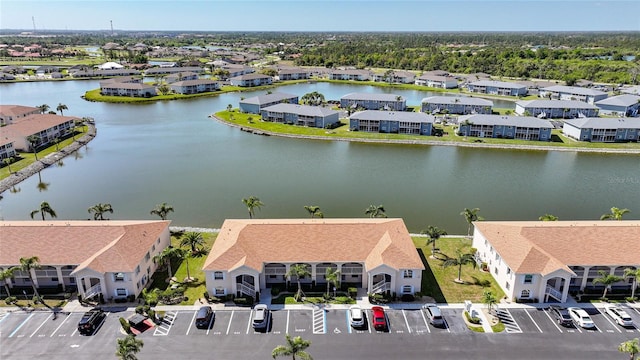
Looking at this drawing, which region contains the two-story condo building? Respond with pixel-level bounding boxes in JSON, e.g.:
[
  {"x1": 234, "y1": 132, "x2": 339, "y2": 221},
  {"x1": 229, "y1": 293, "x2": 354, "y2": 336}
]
[
  {"x1": 1, "y1": 114, "x2": 77, "y2": 151},
  {"x1": 457, "y1": 115, "x2": 553, "y2": 141},
  {"x1": 595, "y1": 94, "x2": 640, "y2": 117},
  {"x1": 229, "y1": 74, "x2": 273, "y2": 87},
  {"x1": 239, "y1": 92, "x2": 299, "y2": 114},
  {"x1": 100, "y1": 82, "x2": 157, "y2": 97},
  {"x1": 350, "y1": 110, "x2": 434, "y2": 135},
  {"x1": 421, "y1": 96, "x2": 493, "y2": 115},
  {"x1": 0, "y1": 139, "x2": 16, "y2": 160},
  {"x1": 0, "y1": 105, "x2": 40, "y2": 125},
  {"x1": 539, "y1": 85, "x2": 608, "y2": 104},
  {"x1": 260, "y1": 103, "x2": 339, "y2": 128},
  {"x1": 276, "y1": 68, "x2": 311, "y2": 81},
  {"x1": 562, "y1": 117, "x2": 640, "y2": 142},
  {"x1": 203, "y1": 219, "x2": 424, "y2": 299},
  {"x1": 415, "y1": 75, "x2": 458, "y2": 89},
  {"x1": 515, "y1": 99, "x2": 600, "y2": 118},
  {"x1": 169, "y1": 79, "x2": 220, "y2": 94},
  {"x1": 340, "y1": 93, "x2": 406, "y2": 111},
  {"x1": 466, "y1": 80, "x2": 528, "y2": 96},
  {"x1": 372, "y1": 70, "x2": 416, "y2": 84},
  {"x1": 0, "y1": 221, "x2": 171, "y2": 301},
  {"x1": 327, "y1": 69, "x2": 371, "y2": 81},
  {"x1": 472, "y1": 221, "x2": 639, "y2": 303}
]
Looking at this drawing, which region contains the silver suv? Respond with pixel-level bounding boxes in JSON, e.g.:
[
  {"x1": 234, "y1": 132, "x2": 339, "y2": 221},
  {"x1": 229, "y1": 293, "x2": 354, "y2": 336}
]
[
  {"x1": 422, "y1": 303, "x2": 445, "y2": 328},
  {"x1": 252, "y1": 304, "x2": 270, "y2": 331}
]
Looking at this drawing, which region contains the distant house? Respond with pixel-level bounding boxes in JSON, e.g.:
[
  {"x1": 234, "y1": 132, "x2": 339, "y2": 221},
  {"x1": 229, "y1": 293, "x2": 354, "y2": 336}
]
[
  {"x1": 229, "y1": 73, "x2": 273, "y2": 87},
  {"x1": 515, "y1": 100, "x2": 599, "y2": 119},
  {"x1": 35, "y1": 66, "x2": 59, "y2": 76},
  {"x1": 415, "y1": 75, "x2": 458, "y2": 89},
  {"x1": 0, "y1": 220, "x2": 171, "y2": 302},
  {"x1": 166, "y1": 72, "x2": 199, "y2": 84},
  {"x1": 595, "y1": 94, "x2": 640, "y2": 117},
  {"x1": 260, "y1": 103, "x2": 339, "y2": 128},
  {"x1": 1, "y1": 114, "x2": 77, "y2": 151},
  {"x1": 97, "y1": 61, "x2": 124, "y2": 70},
  {"x1": 276, "y1": 68, "x2": 311, "y2": 81},
  {"x1": 0, "y1": 139, "x2": 16, "y2": 160},
  {"x1": 421, "y1": 96, "x2": 493, "y2": 115},
  {"x1": 621, "y1": 85, "x2": 640, "y2": 96},
  {"x1": 467, "y1": 80, "x2": 528, "y2": 96},
  {"x1": 340, "y1": 93, "x2": 406, "y2": 111},
  {"x1": 0, "y1": 73, "x2": 16, "y2": 81},
  {"x1": 327, "y1": 69, "x2": 371, "y2": 81},
  {"x1": 99, "y1": 76, "x2": 143, "y2": 86},
  {"x1": 239, "y1": 92, "x2": 299, "y2": 114},
  {"x1": 372, "y1": 70, "x2": 416, "y2": 84},
  {"x1": 100, "y1": 82, "x2": 157, "y2": 97},
  {"x1": 0, "y1": 105, "x2": 41, "y2": 125},
  {"x1": 539, "y1": 85, "x2": 608, "y2": 104},
  {"x1": 562, "y1": 117, "x2": 640, "y2": 142},
  {"x1": 72, "y1": 69, "x2": 141, "y2": 78},
  {"x1": 457, "y1": 115, "x2": 553, "y2": 141},
  {"x1": 169, "y1": 79, "x2": 220, "y2": 94},
  {"x1": 222, "y1": 65, "x2": 255, "y2": 78},
  {"x1": 145, "y1": 67, "x2": 205, "y2": 76},
  {"x1": 350, "y1": 110, "x2": 434, "y2": 135}
]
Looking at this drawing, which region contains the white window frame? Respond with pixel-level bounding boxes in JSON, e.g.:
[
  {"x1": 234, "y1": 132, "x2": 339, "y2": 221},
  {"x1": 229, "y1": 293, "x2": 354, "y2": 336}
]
[
  {"x1": 215, "y1": 287, "x2": 225, "y2": 296},
  {"x1": 114, "y1": 272, "x2": 125, "y2": 282},
  {"x1": 402, "y1": 285, "x2": 413, "y2": 294},
  {"x1": 115, "y1": 288, "x2": 128, "y2": 297},
  {"x1": 214, "y1": 271, "x2": 224, "y2": 280},
  {"x1": 524, "y1": 275, "x2": 533, "y2": 284},
  {"x1": 521, "y1": 289, "x2": 530, "y2": 298},
  {"x1": 403, "y1": 270, "x2": 413, "y2": 278}
]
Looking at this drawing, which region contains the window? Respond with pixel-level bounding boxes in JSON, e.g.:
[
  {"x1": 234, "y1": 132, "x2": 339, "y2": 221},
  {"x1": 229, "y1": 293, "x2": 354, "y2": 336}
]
[
  {"x1": 269, "y1": 275, "x2": 277, "y2": 279},
  {"x1": 521, "y1": 290, "x2": 530, "y2": 298},
  {"x1": 214, "y1": 271, "x2": 224, "y2": 280},
  {"x1": 507, "y1": 268, "x2": 511, "y2": 275},
  {"x1": 494, "y1": 267, "x2": 499, "y2": 275},
  {"x1": 135, "y1": 266, "x2": 140, "y2": 275},
  {"x1": 114, "y1": 273, "x2": 125, "y2": 282},
  {"x1": 402, "y1": 285, "x2": 413, "y2": 294},
  {"x1": 506, "y1": 282, "x2": 510, "y2": 290},
  {"x1": 116, "y1": 288, "x2": 127, "y2": 297},
  {"x1": 524, "y1": 275, "x2": 533, "y2": 284},
  {"x1": 157, "y1": 238, "x2": 161, "y2": 244},
  {"x1": 69, "y1": 277, "x2": 76, "y2": 284},
  {"x1": 403, "y1": 270, "x2": 413, "y2": 278},
  {"x1": 51, "y1": 277, "x2": 59, "y2": 282},
  {"x1": 145, "y1": 252, "x2": 150, "y2": 262},
  {"x1": 215, "y1": 287, "x2": 225, "y2": 296},
  {"x1": 152, "y1": 244, "x2": 156, "y2": 252}
]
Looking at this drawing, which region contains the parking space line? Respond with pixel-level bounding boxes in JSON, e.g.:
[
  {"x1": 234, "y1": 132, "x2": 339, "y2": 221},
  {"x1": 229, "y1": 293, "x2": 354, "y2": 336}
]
[
  {"x1": 186, "y1": 311, "x2": 197, "y2": 335},
  {"x1": 206, "y1": 314, "x2": 215, "y2": 335},
  {"x1": 154, "y1": 311, "x2": 177, "y2": 336},
  {"x1": 419, "y1": 309, "x2": 431, "y2": 333},
  {"x1": 50, "y1": 313, "x2": 72, "y2": 337},
  {"x1": 246, "y1": 311, "x2": 252, "y2": 334},
  {"x1": 0, "y1": 312, "x2": 10, "y2": 324},
  {"x1": 91, "y1": 313, "x2": 108, "y2": 336},
  {"x1": 597, "y1": 308, "x2": 622, "y2": 333},
  {"x1": 402, "y1": 310, "x2": 411, "y2": 334},
  {"x1": 30, "y1": 313, "x2": 53, "y2": 337},
  {"x1": 9, "y1": 313, "x2": 34, "y2": 338},
  {"x1": 542, "y1": 309, "x2": 563, "y2": 333},
  {"x1": 524, "y1": 310, "x2": 543, "y2": 333},
  {"x1": 226, "y1": 311, "x2": 234, "y2": 335},
  {"x1": 286, "y1": 310, "x2": 290, "y2": 334}
]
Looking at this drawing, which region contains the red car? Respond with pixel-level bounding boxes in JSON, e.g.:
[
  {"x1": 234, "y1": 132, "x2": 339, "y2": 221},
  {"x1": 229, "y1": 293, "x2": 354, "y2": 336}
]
[{"x1": 371, "y1": 306, "x2": 388, "y2": 331}]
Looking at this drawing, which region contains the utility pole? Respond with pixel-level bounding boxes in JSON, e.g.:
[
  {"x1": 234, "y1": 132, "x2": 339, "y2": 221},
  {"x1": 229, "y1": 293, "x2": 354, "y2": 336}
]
[
  {"x1": 32, "y1": 16, "x2": 36, "y2": 33},
  {"x1": 110, "y1": 20, "x2": 114, "y2": 36}
]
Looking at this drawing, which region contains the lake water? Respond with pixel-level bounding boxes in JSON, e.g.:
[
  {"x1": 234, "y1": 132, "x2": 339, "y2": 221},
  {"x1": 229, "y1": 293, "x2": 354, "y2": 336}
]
[{"x1": 0, "y1": 80, "x2": 638, "y2": 234}]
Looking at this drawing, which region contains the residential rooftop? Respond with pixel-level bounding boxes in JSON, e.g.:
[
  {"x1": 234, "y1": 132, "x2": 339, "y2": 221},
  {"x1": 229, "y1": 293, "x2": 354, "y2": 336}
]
[
  {"x1": 421, "y1": 96, "x2": 493, "y2": 106},
  {"x1": 564, "y1": 117, "x2": 640, "y2": 129},
  {"x1": 262, "y1": 103, "x2": 338, "y2": 117},
  {"x1": 541, "y1": 85, "x2": 608, "y2": 96},
  {"x1": 240, "y1": 92, "x2": 298, "y2": 105},
  {"x1": 595, "y1": 94, "x2": 640, "y2": 107},
  {"x1": 517, "y1": 99, "x2": 599, "y2": 109},
  {"x1": 350, "y1": 110, "x2": 435, "y2": 123},
  {"x1": 341, "y1": 93, "x2": 404, "y2": 101},
  {"x1": 458, "y1": 114, "x2": 553, "y2": 128}
]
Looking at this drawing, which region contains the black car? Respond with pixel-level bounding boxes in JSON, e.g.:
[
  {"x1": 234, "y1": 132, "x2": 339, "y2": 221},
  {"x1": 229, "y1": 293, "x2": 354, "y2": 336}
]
[
  {"x1": 77, "y1": 308, "x2": 106, "y2": 335},
  {"x1": 195, "y1": 306, "x2": 215, "y2": 329},
  {"x1": 549, "y1": 305, "x2": 573, "y2": 327}
]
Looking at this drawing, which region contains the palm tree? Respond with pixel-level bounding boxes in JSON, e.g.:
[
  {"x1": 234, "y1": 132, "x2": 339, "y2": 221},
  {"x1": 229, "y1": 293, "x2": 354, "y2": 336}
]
[
  {"x1": 242, "y1": 196, "x2": 264, "y2": 219},
  {"x1": 460, "y1": 208, "x2": 483, "y2": 237},
  {"x1": 16, "y1": 256, "x2": 41, "y2": 300},
  {"x1": 56, "y1": 103, "x2": 68, "y2": 116},
  {"x1": 272, "y1": 334, "x2": 313, "y2": 360},
  {"x1": 53, "y1": 137, "x2": 60, "y2": 151},
  {"x1": 482, "y1": 290, "x2": 497, "y2": 313},
  {"x1": 153, "y1": 246, "x2": 182, "y2": 280},
  {"x1": 442, "y1": 250, "x2": 477, "y2": 283},
  {"x1": 325, "y1": 268, "x2": 340, "y2": 298},
  {"x1": 30, "y1": 201, "x2": 57, "y2": 221},
  {"x1": 592, "y1": 270, "x2": 624, "y2": 299},
  {"x1": 421, "y1": 225, "x2": 447, "y2": 255},
  {"x1": 300, "y1": 91, "x2": 325, "y2": 106},
  {"x1": 287, "y1": 264, "x2": 311, "y2": 302},
  {"x1": 180, "y1": 231, "x2": 204, "y2": 254},
  {"x1": 624, "y1": 268, "x2": 640, "y2": 300},
  {"x1": 0, "y1": 267, "x2": 16, "y2": 297},
  {"x1": 26, "y1": 135, "x2": 40, "y2": 160},
  {"x1": 539, "y1": 214, "x2": 558, "y2": 221},
  {"x1": 304, "y1": 205, "x2": 323, "y2": 218},
  {"x1": 37, "y1": 104, "x2": 50, "y2": 114},
  {"x1": 600, "y1": 207, "x2": 630, "y2": 220},
  {"x1": 115, "y1": 334, "x2": 144, "y2": 360},
  {"x1": 618, "y1": 338, "x2": 639, "y2": 360},
  {"x1": 88, "y1": 203, "x2": 113, "y2": 220},
  {"x1": 226, "y1": 104, "x2": 233, "y2": 112},
  {"x1": 175, "y1": 248, "x2": 193, "y2": 282},
  {"x1": 365, "y1": 204, "x2": 387, "y2": 218},
  {"x1": 3, "y1": 157, "x2": 14, "y2": 174},
  {"x1": 150, "y1": 202, "x2": 174, "y2": 220}
]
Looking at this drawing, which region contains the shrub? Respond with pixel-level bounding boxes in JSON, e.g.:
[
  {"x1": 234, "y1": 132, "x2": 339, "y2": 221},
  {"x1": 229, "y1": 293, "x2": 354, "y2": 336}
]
[
  {"x1": 4, "y1": 296, "x2": 18, "y2": 305},
  {"x1": 271, "y1": 287, "x2": 280, "y2": 296},
  {"x1": 464, "y1": 311, "x2": 481, "y2": 325},
  {"x1": 119, "y1": 317, "x2": 131, "y2": 334},
  {"x1": 147, "y1": 309, "x2": 156, "y2": 322},
  {"x1": 400, "y1": 294, "x2": 415, "y2": 302},
  {"x1": 625, "y1": 297, "x2": 637, "y2": 302}
]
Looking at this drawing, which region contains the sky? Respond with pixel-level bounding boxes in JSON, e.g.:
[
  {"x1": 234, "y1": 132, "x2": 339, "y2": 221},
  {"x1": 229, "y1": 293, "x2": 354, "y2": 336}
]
[{"x1": 1, "y1": 0, "x2": 639, "y2": 32}]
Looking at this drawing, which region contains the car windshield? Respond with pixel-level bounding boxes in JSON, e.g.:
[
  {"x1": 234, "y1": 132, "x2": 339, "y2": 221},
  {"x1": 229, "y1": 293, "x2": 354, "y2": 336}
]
[
  {"x1": 581, "y1": 316, "x2": 590, "y2": 321},
  {"x1": 375, "y1": 317, "x2": 385, "y2": 322}
]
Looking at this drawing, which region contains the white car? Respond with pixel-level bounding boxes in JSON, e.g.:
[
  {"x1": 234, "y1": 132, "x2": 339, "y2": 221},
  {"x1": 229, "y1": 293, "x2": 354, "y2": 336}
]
[
  {"x1": 348, "y1": 305, "x2": 365, "y2": 328},
  {"x1": 568, "y1": 307, "x2": 596, "y2": 329},
  {"x1": 604, "y1": 305, "x2": 634, "y2": 327}
]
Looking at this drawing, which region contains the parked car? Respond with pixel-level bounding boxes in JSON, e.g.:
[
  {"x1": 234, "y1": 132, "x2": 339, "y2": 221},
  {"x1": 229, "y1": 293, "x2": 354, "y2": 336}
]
[
  {"x1": 77, "y1": 308, "x2": 106, "y2": 336},
  {"x1": 348, "y1": 305, "x2": 365, "y2": 328},
  {"x1": 604, "y1": 304, "x2": 634, "y2": 327},
  {"x1": 252, "y1": 304, "x2": 270, "y2": 331},
  {"x1": 422, "y1": 303, "x2": 446, "y2": 328},
  {"x1": 549, "y1": 305, "x2": 573, "y2": 327},
  {"x1": 568, "y1": 307, "x2": 595, "y2": 329},
  {"x1": 371, "y1": 306, "x2": 388, "y2": 331},
  {"x1": 195, "y1": 306, "x2": 215, "y2": 329}
]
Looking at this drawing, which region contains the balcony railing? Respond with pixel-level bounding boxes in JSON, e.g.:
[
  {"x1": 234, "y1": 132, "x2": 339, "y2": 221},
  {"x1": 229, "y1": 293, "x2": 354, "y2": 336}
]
[
  {"x1": 372, "y1": 280, "x2": 390, "y2": 294},
  {"x1": 545, "y1": 286, "x2": 562, "y2": 301},
  {"x1": 85, "y1": 283, "x2": 102, "y2": 299}
]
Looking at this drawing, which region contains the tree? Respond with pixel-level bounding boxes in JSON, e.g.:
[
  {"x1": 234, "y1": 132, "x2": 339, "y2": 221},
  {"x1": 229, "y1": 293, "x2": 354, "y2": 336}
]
[
  {"x1": 539, "y1": 214, "x2": 558, "y2": 221},
  {"x1": 174, "y1": 248, "x2": 193, "y2": 282},
  {"x1": 421, "y1": 225, "x2": 447, "y2": 255},
  {"x1": 3, "y1": 157, "x2": 14, "y2": 174},
  {"x1": 618, "y1": 338, "x2": 639, "y2": 360},
  {"x1": 482, "y1": 290, "x2": 497, "y2": 313},
  {"x1": 115, "y1": 334, "x2": 144, "y2": 360},
  {"x1": 325, "y1": 267, "x2": 340, "y2": 298},
  {"x1": 624, "y1": 268, "x2": 640, "y2": 300},
  {"x1": 304, "y1": 205, "x2": 323, "y2": 218},
  {"x1": 88, "y1": 203, "x2": 114, "y2": 220},
  {"x1": 0, "y1": 267, "x2": 16, "y2": 297},
  {"x1": 153, "y1": 246, "x2": 182, "y2": 280},
  {"x1": 365, "y1": 204, "x2": 387, "y2": 218},
  {"x1": 226, "y1": 104, "x2": 233, "y2": 112},
  {"x1": 37, "y1": 104, "x2": 49, "y2": 114},
  {"x1": 272, "y1": 334, "x2": 313, "y2": 360},
  {"x1": 300, "y1": 91, "x2": 325, "y2": 106},
  {"x1": 592, "y1": 270, "x2": 624, "y2": 299},
  {"x1": 287, "y1": 264, "x2": 311, "y2": 302},
  {"x1": 27, "y1": 135, "x2": 40, "y2": 161},
  {"x1": 180, "y1": 231, "x2": 204, "y2": 254},
  {"x1": 460, "y1": 208, "x2": 483, "y2": 237},
  {"x1": 56, "y1": 103, "x2": 68, "y2": 116},
  {"x1": 442, "y1": 249, "x2": 477, "y2": 283},
  {"x1": 242, "y1": 196, "x2": 264, "y2": 219},
  {"x1": 30, "y1": 201, "x2": 57, "y2": 221},
  {"x1": 600, "y1": 207, "x2": 630, "y2": 220},
  {"x1": 150, "y1": 202, "x2": 174, "y2": 220},
  {"x1": 16, "y1": 256, "x2": 41, "y2": 300},
  {"x1": 53, "y1": 137, "x2": 60, "y2": 152}
]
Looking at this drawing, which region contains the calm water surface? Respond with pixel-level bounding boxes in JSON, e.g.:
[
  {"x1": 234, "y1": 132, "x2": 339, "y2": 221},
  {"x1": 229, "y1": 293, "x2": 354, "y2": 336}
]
[{"x1": 0, "y1": 81, "x2": 638, "y2": 233}]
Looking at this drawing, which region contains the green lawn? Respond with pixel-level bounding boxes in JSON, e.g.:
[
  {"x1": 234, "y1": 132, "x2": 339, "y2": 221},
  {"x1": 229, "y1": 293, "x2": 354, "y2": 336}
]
[{"x1": 413, "y1": 237, "x2": 505, "y2": 304}]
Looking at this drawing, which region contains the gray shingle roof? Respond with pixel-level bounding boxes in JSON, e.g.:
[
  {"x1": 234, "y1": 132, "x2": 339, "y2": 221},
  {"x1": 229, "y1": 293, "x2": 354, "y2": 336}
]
[
  {"x1": 541, "y1": 85, "x2": 607, "y2": 96},
  {"x1": 468, "y1": 80, "x2": 527, "y2": 89},
  {"x1": 595, "y1": 94, "x2": 640, "y2": 107},
  {"x1": 170, "y1": 79, "x2": 219, "y2": 86},
  {"x1": 241, "y1": 92, "x2": 298, "y2": 105},
  {"x1": 517, "y1": 99, "x2": 598, "y2": 109},
  {"x1": 341, "y1": 93, "x2": 404, "y2": 101},
  {"x1": 262, "y1": 103, "x2": 338, "y2": 117},
  {"x1": 422, "y1": 96, "x2": 493, "y2": 106},
  {"x1": 564, "y1": 117, "x2": 640, "y2": 129},
  {"x1": 350, "y1": 110, "x2": 435, "y2": 123},
  {"x1": 231, "y1": 73, "x2": 271, "y2": 81},
  {"x1": 459, "y1": 114, "x2": 553, "y2": 128}
]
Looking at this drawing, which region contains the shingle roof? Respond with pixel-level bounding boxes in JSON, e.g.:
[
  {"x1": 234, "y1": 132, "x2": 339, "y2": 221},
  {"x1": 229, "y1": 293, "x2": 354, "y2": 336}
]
[
  {"x1": 1, "y1": 114, "x2": 77, "y2": 139},
  {"x1": 262, "y1": 103, "x2": 338, "y2": 117},
  {"x1": 0, "y1": 221, "x2": 170, "y2": 273},
  {"x1": 517, "y1": 99, "x2": 599, "y2": 109},
  {"x1": 564, "y1": 117, "x2": 640, "y2": 129},
  {"x1": 170, "y1": 79, "x2": 220, "y2": 87},
  {"x1": 458, "y1": 114, "x2": 553, "y2": 128},
  {"x1": 469, "y1": 80, "x2": 526, "y2": 89},
  {"x1": 475, "y1": 221, "x2": 640, "y2": 275},
  {"x1": 421, "y1": 96, "x2": 493, "y2": 106},
  {"x1": 541, "y1": 85, "x2": 607, "y2": 96},
  {"x1": 101, "y1": 82, "x2": 155, "y2": 90},
  {"x1": 595, "y1": 94, "x2": 640, "y2": 107},
  {"x1": 350, "y1": 110, "x2": 434, "y2": 123},
  {"x1": 341, "y1": 93, "x2": 404, "y2": 102},
  {"x1": 230, "y1": 73, "x2": 271, "y2": 81},
  {"x1": 240, "y1": 92, "x2": 298, "y2": 105},
  {"x1": 203, "y1": 219, "x2": 424, "y2": 272},
  {"x1": 0, "y1": 105, "x2": 39, "y2": 117}
]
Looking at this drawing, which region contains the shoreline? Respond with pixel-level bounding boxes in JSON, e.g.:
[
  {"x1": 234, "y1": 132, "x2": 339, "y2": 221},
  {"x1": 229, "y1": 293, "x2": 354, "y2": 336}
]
[
  {"x1": 0, "y1": 123, "x2": 97, "y2": 194},
  {"x1": 211, "y1": 115, "x2": 640, "y2": 155}
]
